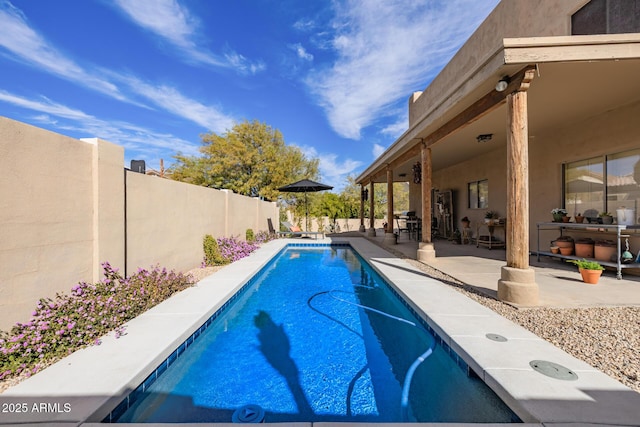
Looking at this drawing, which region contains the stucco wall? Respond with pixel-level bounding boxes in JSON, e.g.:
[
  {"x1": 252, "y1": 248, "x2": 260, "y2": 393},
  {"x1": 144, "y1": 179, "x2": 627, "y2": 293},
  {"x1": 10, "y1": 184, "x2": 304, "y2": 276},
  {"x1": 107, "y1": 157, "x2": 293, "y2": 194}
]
[
  {"x1": 409, "y1": 0, "x2": 588, "y2": 127},
  {"x1": 414, "y1": 99, "x2": 640, "y2": 251},
  {"x1": 1, "y1": 118, "x2": 97, "y2": 330},
  {"x1": 0, "y1": 117, "x2": 278, "y2": 330}
]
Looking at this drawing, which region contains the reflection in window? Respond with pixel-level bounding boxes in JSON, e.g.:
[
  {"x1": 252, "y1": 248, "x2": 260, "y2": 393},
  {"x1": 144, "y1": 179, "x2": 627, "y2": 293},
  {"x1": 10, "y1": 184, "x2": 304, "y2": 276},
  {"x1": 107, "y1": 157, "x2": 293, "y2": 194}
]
[
  {"x1": 468, "y1": 180, "x2": 488, "y2": 209},
  {"x1": 564, "y1": 157, "x2": 604, "y2": 219},
  {"x1": 564, "y1": 149, "x2": 640, "y2": 219},
  {"x1": 607, "y1": 149, "x2": 640, "y2": 215}
]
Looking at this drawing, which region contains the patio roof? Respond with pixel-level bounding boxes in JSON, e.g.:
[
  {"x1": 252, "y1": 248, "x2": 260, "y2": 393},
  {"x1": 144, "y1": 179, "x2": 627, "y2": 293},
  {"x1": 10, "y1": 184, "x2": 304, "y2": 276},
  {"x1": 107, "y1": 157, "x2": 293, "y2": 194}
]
[{"x1": 357, "y1": 34, "x2": 640, "y2": 184}]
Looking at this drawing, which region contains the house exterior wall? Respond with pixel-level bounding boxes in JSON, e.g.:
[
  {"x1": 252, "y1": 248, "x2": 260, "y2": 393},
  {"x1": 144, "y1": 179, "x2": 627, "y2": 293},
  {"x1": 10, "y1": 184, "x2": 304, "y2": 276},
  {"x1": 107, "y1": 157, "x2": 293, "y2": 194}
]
[
  {"x1": 414, "y1": 100, "x2": 640, "y2": 250},
  {"x1": 409, "y1": 0, "x2": 588, "y2": 128},
  {"x1": 0, "y1": 117, "x2": 278, "y2": 330}
]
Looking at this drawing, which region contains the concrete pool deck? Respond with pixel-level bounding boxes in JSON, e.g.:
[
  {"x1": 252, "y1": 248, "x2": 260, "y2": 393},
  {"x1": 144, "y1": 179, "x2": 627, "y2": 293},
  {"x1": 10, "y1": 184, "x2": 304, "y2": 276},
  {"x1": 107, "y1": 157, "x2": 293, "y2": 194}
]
[{"x1": 1, "y1": 237, "x2": 639, "y2": 426}]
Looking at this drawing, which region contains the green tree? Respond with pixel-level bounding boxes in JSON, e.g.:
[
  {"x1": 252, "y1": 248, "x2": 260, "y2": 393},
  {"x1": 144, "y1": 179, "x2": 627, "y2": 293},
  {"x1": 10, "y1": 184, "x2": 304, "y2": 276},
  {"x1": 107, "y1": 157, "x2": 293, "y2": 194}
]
[
  {"x1": 170, "y1": 120, "x2": 319, "y2": 201},
  {"x1": 338, "y1": 176, "x2": 409, "y2": 220}
]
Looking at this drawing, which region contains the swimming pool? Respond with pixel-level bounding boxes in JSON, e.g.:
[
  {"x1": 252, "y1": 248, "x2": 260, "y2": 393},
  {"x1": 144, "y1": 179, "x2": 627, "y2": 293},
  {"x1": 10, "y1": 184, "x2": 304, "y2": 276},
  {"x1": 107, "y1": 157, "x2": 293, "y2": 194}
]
[{"x1": 110, "y1": 245, "x2": 518, "y2": 423}]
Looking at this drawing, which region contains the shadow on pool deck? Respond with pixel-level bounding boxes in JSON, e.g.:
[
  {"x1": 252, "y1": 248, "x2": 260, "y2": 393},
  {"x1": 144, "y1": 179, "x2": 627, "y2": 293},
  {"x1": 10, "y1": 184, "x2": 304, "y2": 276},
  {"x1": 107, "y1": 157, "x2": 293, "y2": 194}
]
[{"x1": 330, "y1": 229, "x2": 640, "y2": 308}]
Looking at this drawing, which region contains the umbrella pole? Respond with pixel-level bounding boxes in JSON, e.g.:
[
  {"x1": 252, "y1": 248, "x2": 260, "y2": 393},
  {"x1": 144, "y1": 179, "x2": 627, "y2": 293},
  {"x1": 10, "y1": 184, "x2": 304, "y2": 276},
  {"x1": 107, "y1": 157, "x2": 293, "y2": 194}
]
[{"x1": 305, "y1": 192, "x2": 308, "y2": 231}]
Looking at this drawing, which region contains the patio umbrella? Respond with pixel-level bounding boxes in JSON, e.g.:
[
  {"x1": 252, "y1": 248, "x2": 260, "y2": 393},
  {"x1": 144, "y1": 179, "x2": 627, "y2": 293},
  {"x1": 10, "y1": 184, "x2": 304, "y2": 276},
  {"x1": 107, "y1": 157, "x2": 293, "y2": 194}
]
[{"x1": 278, "y1": 179, "x2": 333, "y2": 231}]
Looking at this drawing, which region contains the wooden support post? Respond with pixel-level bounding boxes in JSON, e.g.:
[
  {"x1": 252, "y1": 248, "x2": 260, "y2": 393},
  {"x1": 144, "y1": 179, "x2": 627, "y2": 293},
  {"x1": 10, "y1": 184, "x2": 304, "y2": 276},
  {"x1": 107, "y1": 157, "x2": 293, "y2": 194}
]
[
  {"x1": 418, "y1": 144, "x2": 436, "y2": 261},
  {"x1": 498, "y1": 68, "x2": 538, "y2": 305},
  {"x1": 386, "y1": 168, "x2": 394, "y2": 234},
  {"x1": 384, "y1": 168, "x2": 397, "y2": 245},
  {"x1": 367, "y1": 181, "x2": 376, "y2": 236},
  {"x1": 359, "y1": 184, "x2": 365, "y2": 232},
  {"x1": 506, "y1": 91, "x2": 529, "y2": 269}
]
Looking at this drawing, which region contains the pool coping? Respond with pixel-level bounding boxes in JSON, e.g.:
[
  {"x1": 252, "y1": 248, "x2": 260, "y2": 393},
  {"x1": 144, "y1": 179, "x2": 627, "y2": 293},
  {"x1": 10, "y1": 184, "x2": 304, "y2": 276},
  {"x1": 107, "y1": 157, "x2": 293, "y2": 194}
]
[{"x1": 1, "y1": 237, "x2": 639, "y2": 426}]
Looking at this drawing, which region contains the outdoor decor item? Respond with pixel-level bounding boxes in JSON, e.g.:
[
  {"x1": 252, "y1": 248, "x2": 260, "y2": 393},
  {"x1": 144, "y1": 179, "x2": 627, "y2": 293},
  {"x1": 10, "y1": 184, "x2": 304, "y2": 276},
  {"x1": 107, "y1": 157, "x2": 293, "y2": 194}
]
[
  {"x1": 568, "y1": 259, "x2": 604, "y2": 284},
  {"x1": 278, "y1": 179, "x2": 333, "y2": 232},
  {"x1": 551, "y1": 208, "x2": 567, "y2": 222},
  {"x1": 594, "y1": 240, "x2": 616, "y2": 262},
  {"x1": 575, "y1": 238, "x2": 595, "y2": 258}
]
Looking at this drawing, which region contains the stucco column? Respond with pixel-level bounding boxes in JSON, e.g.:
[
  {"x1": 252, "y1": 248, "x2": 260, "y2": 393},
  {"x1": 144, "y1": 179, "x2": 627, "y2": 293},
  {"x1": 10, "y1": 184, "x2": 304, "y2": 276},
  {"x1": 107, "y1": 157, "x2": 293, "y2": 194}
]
[
  {"x1": 384, "y1": 167, "x2": 396, "y2": 244},
  {"x1": 359, "y1": 185, "x2": 366, "y2": 232},
  {"x1": 367, "y1": 181, "x2": 376, "y2": 236},
  {"x1": 498, "y1": 77, "x2": 539, "y2": 306},
  {"x1": 418, "y1": 144, "x2": 436, "y2": 261}
]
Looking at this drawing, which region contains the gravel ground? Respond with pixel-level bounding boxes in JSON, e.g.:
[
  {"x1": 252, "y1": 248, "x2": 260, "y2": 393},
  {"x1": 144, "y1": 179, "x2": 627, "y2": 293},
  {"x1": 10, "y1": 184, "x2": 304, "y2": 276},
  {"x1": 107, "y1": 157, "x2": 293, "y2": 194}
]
[
  {"x1": 373, "y1": 241, "x2": 640, "y2": 393},
  {"x1": 2, "y1": 253, "x2": 638, "y2": 395}
]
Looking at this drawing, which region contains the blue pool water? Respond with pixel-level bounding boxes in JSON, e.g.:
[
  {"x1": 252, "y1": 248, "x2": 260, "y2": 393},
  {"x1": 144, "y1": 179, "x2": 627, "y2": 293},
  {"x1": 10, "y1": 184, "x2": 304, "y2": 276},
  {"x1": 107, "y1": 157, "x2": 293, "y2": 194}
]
[{"x1": 113, "y1": 246, "x2": 518, "y2": 423}]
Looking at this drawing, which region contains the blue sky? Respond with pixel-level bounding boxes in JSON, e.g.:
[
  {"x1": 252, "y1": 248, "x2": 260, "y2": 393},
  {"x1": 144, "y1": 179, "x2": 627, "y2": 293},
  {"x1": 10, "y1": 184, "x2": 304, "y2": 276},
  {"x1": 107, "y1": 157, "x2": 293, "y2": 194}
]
[{"x1": 0, "y1": 0, "x2": 499, "y2": 190}]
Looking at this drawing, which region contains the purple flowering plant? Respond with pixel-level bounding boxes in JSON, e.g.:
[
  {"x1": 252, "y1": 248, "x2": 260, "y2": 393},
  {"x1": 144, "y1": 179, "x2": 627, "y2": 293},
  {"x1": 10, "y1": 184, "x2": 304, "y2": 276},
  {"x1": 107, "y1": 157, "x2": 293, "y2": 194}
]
[{"x1": 0, "y1": 262, "x2": 192, "y2": 382}]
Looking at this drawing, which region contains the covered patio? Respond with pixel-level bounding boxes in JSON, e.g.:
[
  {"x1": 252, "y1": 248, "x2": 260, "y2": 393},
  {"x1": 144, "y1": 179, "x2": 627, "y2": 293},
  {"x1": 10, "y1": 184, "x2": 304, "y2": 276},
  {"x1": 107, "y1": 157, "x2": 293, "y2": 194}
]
[{"x1": 355, "y1": 0, "x2": 640, "y2": 307}]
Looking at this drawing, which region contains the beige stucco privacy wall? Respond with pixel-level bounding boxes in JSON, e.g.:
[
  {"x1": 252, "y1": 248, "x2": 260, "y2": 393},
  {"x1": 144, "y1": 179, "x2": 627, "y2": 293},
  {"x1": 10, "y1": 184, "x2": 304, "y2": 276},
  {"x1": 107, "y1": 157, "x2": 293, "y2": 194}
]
[{"x1": 0, "y1": 117, "x2": 278, "y2": 330}]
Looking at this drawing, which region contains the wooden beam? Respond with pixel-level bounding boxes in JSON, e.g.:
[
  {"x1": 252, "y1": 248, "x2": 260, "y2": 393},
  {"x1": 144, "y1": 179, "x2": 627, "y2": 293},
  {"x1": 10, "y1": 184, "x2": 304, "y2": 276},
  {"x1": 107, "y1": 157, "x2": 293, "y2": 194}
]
[{"x1": 423, "y1": 65, "x2": 537, "y2": 147}]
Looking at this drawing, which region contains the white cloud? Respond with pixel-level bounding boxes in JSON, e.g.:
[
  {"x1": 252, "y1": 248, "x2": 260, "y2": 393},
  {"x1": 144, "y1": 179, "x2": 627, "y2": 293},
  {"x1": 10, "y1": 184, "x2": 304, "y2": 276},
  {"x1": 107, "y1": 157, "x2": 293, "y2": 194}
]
[
  {"x1": 289, "y1": 43, "x2": 314, "y2": 62},
  {"x1": 0, "y1": 3, "x2": 236, "y2": 132},
  {"x1": 296, "y1": 144, "x2": 362, "y2": 189},
  {"x1": 372, "y1": 143, "x2": 386, "y2": 158},
  {"x1": 0, "y1": 90, "x2": 199, "y2": 157},
  {"x1": 113, "y1": 74, "x2": 235, "y2": 133},
  {"x1": 305, "y1": 0, "x2": 499, "y2": 139},
  {"x1": 112, "y1": 0, "x2": 265, "y2": 74},
  {"x1": 0, "y1": 2, "x2": 127, "y2": 101}
]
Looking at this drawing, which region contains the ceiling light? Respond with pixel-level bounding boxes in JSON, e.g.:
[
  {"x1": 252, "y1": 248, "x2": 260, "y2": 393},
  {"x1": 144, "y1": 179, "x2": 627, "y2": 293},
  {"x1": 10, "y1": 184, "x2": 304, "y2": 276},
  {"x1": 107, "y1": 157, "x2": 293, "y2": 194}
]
[
  {"x1": 476, "y1": 134, "x2": 493, "y2": 143},
  {"x1": 495, "y1": 76, "x2": 510, "y2": 92}
]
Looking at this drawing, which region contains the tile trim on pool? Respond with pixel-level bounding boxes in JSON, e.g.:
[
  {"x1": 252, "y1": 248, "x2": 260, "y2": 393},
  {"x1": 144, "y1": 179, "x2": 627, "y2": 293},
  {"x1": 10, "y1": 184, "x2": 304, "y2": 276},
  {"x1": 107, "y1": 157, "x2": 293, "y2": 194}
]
[{"x1": 104, "y1": 241, "x2": 478, "y2": 422}]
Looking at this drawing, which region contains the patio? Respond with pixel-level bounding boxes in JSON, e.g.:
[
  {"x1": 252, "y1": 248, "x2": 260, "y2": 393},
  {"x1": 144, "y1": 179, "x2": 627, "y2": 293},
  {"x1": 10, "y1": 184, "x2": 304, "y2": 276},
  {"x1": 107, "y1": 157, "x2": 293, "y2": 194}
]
[{"x1": 336, "y1": 228, "x2": 640, "y2": 308}]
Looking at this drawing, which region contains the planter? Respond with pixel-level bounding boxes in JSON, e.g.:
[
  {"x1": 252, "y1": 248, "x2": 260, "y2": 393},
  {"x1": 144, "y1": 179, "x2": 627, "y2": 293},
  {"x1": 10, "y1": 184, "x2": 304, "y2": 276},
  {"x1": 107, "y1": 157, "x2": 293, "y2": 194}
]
[
  {"x1": 601, "y1": 215, "x2": 614, "y2": 225},
  {"x1": 616, "y1": 208, "x2": 635, "y2": 226},
  {"x1": 562, "y1": 215, "x2": 571, "y2": 223},
  {"x1": 559, "y1": 246, "x2": 573, "y2": 256},
  {"x1": 579, "y1": 268, "x2": 602, "y2": 284},
  {"x1": 575, "y1": 215, "x2": 585, "y2": 223},
  {"x1": 552, "y1": 213, "x2": 564, "y2": 222},
  {"x1": 575, "y1": 238, "x2": 595, "y2": 258},
  {"x1": 553, "y1": 236, "x2": 574, "y2": 249},
  {"x1": 550, "y1": 246, "x2": 559, "y2": 254},
  {"x1": 594, "y1": 240, "x2": 616, "y2": 262}
]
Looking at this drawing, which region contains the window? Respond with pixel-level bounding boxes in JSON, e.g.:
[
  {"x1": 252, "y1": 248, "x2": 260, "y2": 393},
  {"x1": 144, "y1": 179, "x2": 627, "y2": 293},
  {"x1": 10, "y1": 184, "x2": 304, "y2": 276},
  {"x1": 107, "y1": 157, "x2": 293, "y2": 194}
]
[
  {"x1": 564, "y1": 148, "x2": 640, "y2": 218},
  {"x1": 468, "y1": 179, "x2": 488, "y2": 209}
]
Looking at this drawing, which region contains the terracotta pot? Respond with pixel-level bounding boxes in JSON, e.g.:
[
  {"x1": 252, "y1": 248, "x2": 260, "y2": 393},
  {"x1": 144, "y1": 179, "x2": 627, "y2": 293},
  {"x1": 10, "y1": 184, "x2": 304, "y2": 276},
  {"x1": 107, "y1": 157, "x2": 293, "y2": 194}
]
[
  {"x1": 575, "y1": 215, "x2": 585, "y2": 223},
  {"x1": 562, "y1": 215, "x2": 571, "y2": 223},
  {"x1": 553, "y1": 239, "x2": 574, "y2": 249},
  {"x1": 575, "y1": 238, "x2": 595, "y2": 258},
  {"x1": 594, "y1": 240, "x2": 616, "y2": 262},
  {"x1": 579, "y1": 268, "x2": 602, "y2": 284},
  {"x1": 550, "y1": 246, "x2": 559, "y2": 254},
  {"x1": 559, "y1": 246, "x2": 573, "y2": 255}
]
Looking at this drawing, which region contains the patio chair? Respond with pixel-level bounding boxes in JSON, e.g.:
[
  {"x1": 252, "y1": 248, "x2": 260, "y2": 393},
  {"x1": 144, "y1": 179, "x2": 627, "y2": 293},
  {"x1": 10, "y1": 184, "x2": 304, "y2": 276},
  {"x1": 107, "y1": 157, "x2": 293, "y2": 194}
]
[{"x1": 280, "y1": 221, "x2": 324, "y2": 239}]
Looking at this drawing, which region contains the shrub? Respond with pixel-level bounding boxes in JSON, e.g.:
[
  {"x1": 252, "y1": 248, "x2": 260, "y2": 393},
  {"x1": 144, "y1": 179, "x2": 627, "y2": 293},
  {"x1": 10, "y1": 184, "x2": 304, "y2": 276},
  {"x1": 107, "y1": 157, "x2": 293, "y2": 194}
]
[
  {"x1": 246, "y1": 228, "x2": 255, "y2": 242},
  {"x1": 203, "y1": 234, "x2": 226, "y2": 266},
  {"x1": 217, "y1": 236, "x2": 260, "y2": 263},
  {"x1": 0, "y1": 263, "x2": 192, "y2": 381},
  {"x1": 254, "y1": 230, "x2": 276, "y2": 244}
]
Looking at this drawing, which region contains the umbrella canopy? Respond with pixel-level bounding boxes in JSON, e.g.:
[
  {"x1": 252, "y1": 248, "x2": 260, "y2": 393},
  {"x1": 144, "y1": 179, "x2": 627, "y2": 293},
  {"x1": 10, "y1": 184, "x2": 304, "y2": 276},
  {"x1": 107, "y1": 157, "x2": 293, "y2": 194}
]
[
  {"x1": 278, "y1": 179, "x2": 333, "y2": 231},
  {"x1": 277, "y1": 179, "x2": 333, "y2": 193}
]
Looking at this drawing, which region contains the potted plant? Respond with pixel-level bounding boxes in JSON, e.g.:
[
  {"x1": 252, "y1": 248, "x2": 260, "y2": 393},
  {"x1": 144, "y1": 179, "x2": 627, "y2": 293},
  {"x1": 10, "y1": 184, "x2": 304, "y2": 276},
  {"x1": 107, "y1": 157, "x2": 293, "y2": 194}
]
[
  {"x1": 567, "y1": 258, "x2": 604, "y2": 284},
  {"x1": 484, "y1": 210, "x2": 498, "y2": 224},
  {"x1": 574, "y1": 212, "x2": 585, "y2": 223},
  {"x1": 551, "y1": 208, "x2": 567, "y2": 222},
  {"x1": 599, "y1": 212, "x2": 614, "y2": 224},
  {"x1": 461, "y1": 216, "x2": 471, "y2": 228}
]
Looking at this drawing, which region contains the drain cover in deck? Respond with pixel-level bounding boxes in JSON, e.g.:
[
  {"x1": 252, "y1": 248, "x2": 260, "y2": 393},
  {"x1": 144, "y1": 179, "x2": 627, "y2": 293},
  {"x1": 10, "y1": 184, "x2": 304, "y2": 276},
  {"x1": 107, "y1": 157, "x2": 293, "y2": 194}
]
[
  {"x1": 530, "y1": 360, "x2": 579, "y2": 381},
  {"x1": 486, "y1": 333, "x2": 508, "y2": 342}
]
